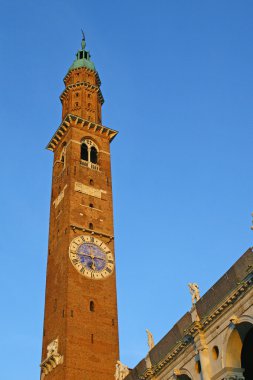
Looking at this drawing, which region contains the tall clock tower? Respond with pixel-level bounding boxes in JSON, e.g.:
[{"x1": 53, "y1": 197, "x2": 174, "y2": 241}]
[{"x1": 40, "y1": 36, "x2": 119, "y2": 380}]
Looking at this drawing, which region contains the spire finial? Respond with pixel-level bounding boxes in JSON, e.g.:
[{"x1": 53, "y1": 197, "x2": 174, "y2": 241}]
[{"x1": 81, "y1": 29, "x2": 86, "y2": 49}]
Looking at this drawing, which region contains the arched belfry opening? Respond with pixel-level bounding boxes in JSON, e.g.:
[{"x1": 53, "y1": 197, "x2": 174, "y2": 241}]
[
  {"x1": 81, "y1": 143, "x2": 88, "y2": 161},
  {"x1": 225, "y1": 321, "x2": 253, "y2": 379},
  {"x1": 90, "y1": 146, "x2": 98, "y2": 164},
  {"x1": 241, "y1": 327, "x2": 253, "y2": 379},
  {"x1": 80, "y1": 139, "x2": 99, "y2": 168}
]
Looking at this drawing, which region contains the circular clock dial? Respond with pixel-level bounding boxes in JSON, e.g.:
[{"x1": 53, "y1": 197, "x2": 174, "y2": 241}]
[{"x1": 69, "y1": 235, "x2": 114, "y2": 280}]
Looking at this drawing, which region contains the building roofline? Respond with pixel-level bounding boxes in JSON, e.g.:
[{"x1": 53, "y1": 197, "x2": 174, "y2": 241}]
[{"x1": 125, "y1": 247, "x2": 253, "y2": 380}]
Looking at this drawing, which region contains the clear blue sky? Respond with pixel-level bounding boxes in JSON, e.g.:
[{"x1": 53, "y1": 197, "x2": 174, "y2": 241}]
[{"x1": 1, "y1": 1, "x2": 253, "y2": 378}]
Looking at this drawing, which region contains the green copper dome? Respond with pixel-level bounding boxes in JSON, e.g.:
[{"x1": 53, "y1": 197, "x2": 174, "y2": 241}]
[{"x1": 68, "y1": 36, "x2": 96, "y2": 73}]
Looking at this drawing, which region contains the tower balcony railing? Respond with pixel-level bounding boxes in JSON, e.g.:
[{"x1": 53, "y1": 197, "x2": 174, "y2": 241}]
[{"x1": 80, "y1": 159, "x2": 99, "y2": 171}]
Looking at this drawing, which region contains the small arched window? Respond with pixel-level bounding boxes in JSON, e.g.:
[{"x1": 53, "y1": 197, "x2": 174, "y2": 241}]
[
  {"x1": 90, "y1": 147, "x2": 98, "y2": 164},
  {"x1": 89, "y1": 203, "x2": 94, "y2": 208},
  {"x1": 90, "y1": 179, "x2": 94, "y2": 186},
  {"x1": 90, "y1": 301, "x2": 95, "y2": 312},
  {"x1": 81, "y1": 143, "x2": 88, "y2": 161},
  {"x1": 60, "y1": 143, "x2": 66, "y2": 165},
  {"x1": 89, "y1": 223, "x2": 93, "y2": 230}
]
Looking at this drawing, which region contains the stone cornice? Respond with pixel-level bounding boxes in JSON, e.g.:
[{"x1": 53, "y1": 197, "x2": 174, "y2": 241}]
[
  {"x1": 70, "y1": 224, "x2": 114, "y2": 243},
  {"x1": 201, "y1": 271, "x2": 253, "y2": 329},
  {"x1": 63, "y1": 66, "x2": 101, "y2": 87},
  {"x1": 139, "y1": 341, "x2": 189, "y2": 380},
  {"x1": 46, "y1": 114, "x2": 118, "y2": 152},
  {"x1": 60, "y1": 81, "x2": 104, "y2": 105},
  {"x1": 40, "y1": 353, "x2": 63, "y2": 378}
]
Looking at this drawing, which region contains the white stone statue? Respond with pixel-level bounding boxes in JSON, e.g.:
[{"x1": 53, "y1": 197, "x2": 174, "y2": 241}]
[
  {"x1": 146, "y1": 329, "x2": 154, "y2": 351},
  {"x1": 46, "y1": 338, "x2": 59, "y2": 358},
  {"x1": 114, "y1": 360, "x2": 129, "y2": 380},
  {"x1": 188, "y1": 283, "x2": 200, "y2": 305}
]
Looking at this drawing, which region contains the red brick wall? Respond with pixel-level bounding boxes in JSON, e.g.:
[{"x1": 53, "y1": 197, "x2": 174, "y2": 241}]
[{"x1": 41, "y1": 67, "x2": 119, "y2": 380}]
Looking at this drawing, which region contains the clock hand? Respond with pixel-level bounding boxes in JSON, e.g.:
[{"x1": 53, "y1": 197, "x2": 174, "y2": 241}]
[
  {"x1": 78, "y1": 252, "x2": 95, "y2": 267},
  {"x1": 78, "y1": 251, "x2": 100, "y2": 270},
  {"x1": 78, "y1": 252, "x2": 95, "y2": 259},
  {"x1": 78, "y1": 252, "x2": 105, "y2": 261}
]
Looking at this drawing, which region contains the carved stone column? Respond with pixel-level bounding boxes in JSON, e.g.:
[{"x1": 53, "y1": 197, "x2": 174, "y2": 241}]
[
  {"x1": 190, "y1": 306, "x2": 212, "y2": 380},
  {"x1": 197, "y1": 341, "x2": 212, "y2": 380}
]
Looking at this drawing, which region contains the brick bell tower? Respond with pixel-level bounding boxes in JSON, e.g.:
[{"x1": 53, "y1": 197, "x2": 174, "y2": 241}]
[{"x1": 40, "y1": 35, "x2": 119, "y2": 380}]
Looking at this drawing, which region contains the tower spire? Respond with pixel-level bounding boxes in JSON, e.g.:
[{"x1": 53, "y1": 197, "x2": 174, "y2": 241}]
[
  {"x1": 67, "y1": 33, "x2": 95, "y2": 73},
  {"x1": 81, "y1": 29, "x2": 86, "y2": 49}
]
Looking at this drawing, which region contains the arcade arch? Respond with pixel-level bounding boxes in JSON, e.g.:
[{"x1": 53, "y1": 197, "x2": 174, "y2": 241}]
[{"x1": 225, "y1": 320, "x2": 253, "y2": 380}]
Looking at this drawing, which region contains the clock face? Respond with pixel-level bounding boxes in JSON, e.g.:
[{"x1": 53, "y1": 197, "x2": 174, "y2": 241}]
[{"x1": 69, "y1": 235, "x2": 114, "y2": 280}]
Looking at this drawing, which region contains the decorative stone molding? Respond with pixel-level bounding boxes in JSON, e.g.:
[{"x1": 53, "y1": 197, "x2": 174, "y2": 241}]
[
  {"x1": 190, "y1": 304, "x2": 200, "y2": 323},
  {"x1": 40, "y1": 338, "x2": 63, "y2": 378},
  {"x1": 229, "y1": 315, "x2": 239, "y2": 325},
  {"x1": 115, "y1": 360, "x2": 130, "y2": 380},
  {"x1": 173, "y1": 368, "x2": 182, "y2": 378},
  {"x1": 201, "y1": 273, "x2": 253, "y2": 329},
  {"x1": 173, "y1": 368, "x2": 193, "y2": 379},
  {"x1": 139, "y1": 339, "x2": 189, "y2": 379},
  {"x1": 212, "y1": 367, "x2": 245, "y2": 380},
  {"x1": 74, "y1": 181, "x2": 105, "y2": 198},
  {"x1": 47, "y1": 114, "x2": 118, "y2": 152},
  {"x1": 70, "y1": 223, "x2": 114, "y2": 242},
  {"x1": 80, "y1": 159, "x2": 100, "y2": 171},
  {"x1": 60, "y1": 80, "x2": 104, "y2": 105},
  {"x1": 53, "y1": 185, "x2": 67, "y2": 208},
  {"x1": 145, "y1": 354, "x2": 152, "y2": 369}
]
